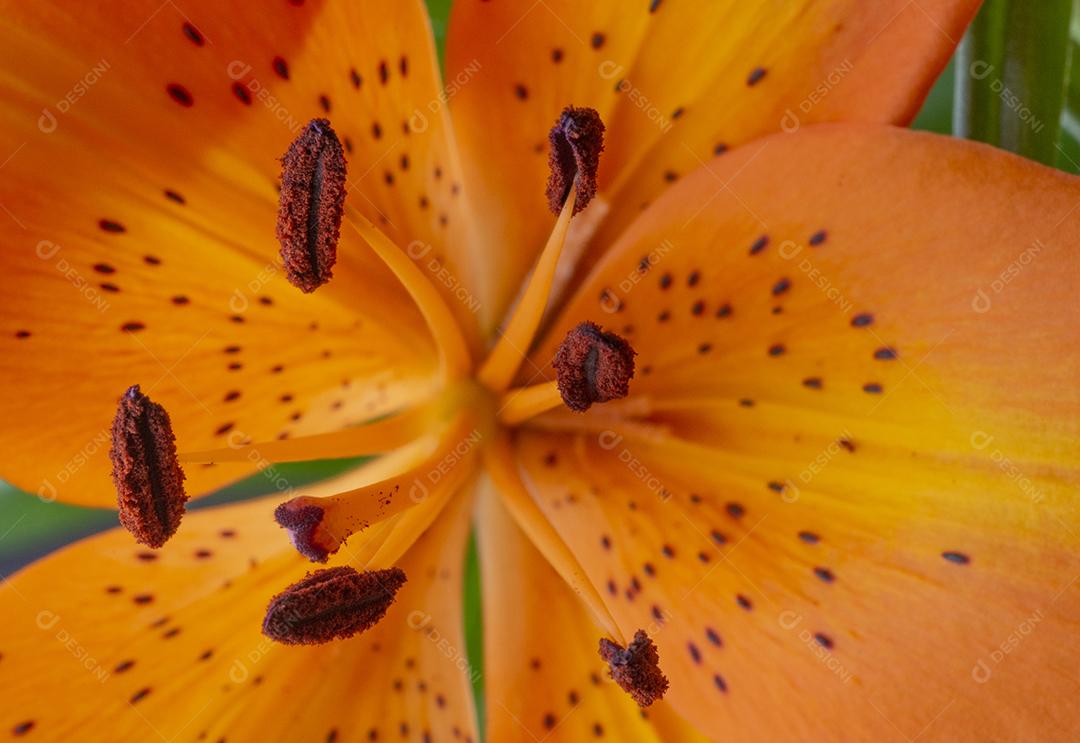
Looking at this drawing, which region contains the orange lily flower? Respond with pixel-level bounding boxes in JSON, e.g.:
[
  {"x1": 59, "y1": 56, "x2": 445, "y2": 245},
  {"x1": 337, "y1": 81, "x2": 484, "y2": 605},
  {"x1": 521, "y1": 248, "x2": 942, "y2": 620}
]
[{"x1": 2, "y1": 1, "x2": 1077, "y2": 741}]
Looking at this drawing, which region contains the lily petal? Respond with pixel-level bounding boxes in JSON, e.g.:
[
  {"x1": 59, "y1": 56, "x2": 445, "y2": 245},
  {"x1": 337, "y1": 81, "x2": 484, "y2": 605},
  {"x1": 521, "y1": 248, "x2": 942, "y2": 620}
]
[
  {"x1": 516, "y1": 124, "x2": 1080, "y2": 740},
  {"x1": 446, "y1": 0, "x2": 979, "y2": 319},
  {"x1": 477, "y1": 485, "x2": 711, "y2": 742},
  {"x1": 0, "y1": 483, "x2": 477, "y2": 741},
  {"x1": 0, "y1": 0, "x2": 484, "y2": 505}
]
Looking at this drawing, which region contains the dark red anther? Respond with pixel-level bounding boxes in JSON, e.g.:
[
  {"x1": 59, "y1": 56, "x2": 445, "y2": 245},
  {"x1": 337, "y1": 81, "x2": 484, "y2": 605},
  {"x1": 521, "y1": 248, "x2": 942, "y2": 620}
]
[
  {"x1": 263, "y1": 566, "x2": 407, "y2": 645},
  {"x1": 598, "y1": 629, "x2": 669, "y2": 707},
  {"x1": 553, "y1": 322, "x2": 635, "y2": 412},
  {"x1": 109, "y1": 385, "x2": 188, "y2": 548},
  {"x1": 545, "y1": 106, "x2": 604, "y2": 215},
  {"x1": 276, "y1": 118, "x2": 347, "y2": 292}
]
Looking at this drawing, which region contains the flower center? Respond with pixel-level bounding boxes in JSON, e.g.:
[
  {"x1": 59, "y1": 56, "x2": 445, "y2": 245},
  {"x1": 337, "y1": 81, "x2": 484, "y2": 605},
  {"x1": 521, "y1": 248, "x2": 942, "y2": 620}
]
[{"x1": 107, "y1": 107, "x2": 656, "y2": 674}]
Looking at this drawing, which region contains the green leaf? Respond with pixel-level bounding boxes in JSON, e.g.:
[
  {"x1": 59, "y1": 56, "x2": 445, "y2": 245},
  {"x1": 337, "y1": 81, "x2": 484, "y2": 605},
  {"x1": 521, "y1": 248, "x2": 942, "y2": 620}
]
[{"x1": 954, "y1": 0, "x2": 1076, "y2": 168}]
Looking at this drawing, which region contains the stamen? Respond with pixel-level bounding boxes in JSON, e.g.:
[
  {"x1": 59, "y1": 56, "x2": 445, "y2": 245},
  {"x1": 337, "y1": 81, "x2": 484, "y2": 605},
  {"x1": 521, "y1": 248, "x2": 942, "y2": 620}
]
[
  {"x1": 477, "y1": 108, "x2": 606, "y2": 392},
  {"x1": 477, "y1": 183, "x2": 577, "y2": 392},
  {"x1": 263, "y1": 566, "x2": 406, "y2": 645},
  {"x1": 553, "y1": 322, "x2": 635, "y2": 412},
  {"x1": 598, "y1": 629, "x2": 669, "y2": 707},
  {"x1": 346, "y1": 211, "x2": 471, "y2": 379},
  {"x1": 485, "y1": 430, "x2": 625, "y2": 644},
  {"x1": 274, "y1": 414, "x2": 478, "y2": 561},
  {"x1": 277, "y1": 118, "x2": 347, "y2": 293},
  {"x1": 109, "y1": 385, "x2": 187, "y2": 548},
  {"x1": 178, "y1": 401, "x2": 437, "y2": 465},
  {"x1": 497, "y1": 380, "x2": 562, "y2": 426},
  {"x1": 546, "y1": 106, "x2": 604, "y2": 215}
]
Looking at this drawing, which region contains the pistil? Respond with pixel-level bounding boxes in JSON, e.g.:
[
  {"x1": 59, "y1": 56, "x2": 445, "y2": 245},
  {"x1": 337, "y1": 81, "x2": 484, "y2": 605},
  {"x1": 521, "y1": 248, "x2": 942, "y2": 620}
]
[{"x1": 273, "y1": 412, "x2": 480, "y2": 561}]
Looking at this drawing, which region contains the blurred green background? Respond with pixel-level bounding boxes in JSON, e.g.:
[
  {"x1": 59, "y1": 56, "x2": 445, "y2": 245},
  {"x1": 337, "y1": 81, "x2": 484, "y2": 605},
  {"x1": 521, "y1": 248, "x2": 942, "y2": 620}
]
[{"x1": 2, "y1": 0, "x2": 1078, "y2": 735}]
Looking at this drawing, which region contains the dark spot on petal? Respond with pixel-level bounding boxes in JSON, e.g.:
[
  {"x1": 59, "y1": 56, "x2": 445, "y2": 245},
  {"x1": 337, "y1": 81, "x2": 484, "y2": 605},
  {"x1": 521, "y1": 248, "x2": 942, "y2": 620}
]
[
  {"x1": 166, "y1": 83, "x2": 193, "y2": 107},
  {"x1": 687, "y1": 642, "x2": 701, "y2": 664},
  {"x1": 232, "y1": 82, "x2": 252, "y2": 105},
  {"x1": 182, "y1": 22, "x2": 204, "y2": 46}
]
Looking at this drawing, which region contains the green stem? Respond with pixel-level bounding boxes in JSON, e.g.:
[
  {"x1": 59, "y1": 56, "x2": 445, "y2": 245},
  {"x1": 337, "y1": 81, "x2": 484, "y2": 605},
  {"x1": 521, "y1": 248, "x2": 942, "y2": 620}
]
[{"x1": 954, "y1": 0, "x2": 1074, "y2": 166}]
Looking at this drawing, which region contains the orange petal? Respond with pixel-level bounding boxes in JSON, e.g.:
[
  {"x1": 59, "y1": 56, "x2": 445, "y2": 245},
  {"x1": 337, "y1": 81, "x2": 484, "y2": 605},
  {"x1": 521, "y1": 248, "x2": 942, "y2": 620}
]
[
  {"x1": 446, "y1": 0, "x2": 979, "y2": 320},
  {"x1": 0, "y1": 0, "x2": 487, "y2": 506},
  {"x1": 513, "y1": 125, "x2": 1080, "y2": 739},
  {"x1": 0, "y1": 485, "x2": 477, "y2": 741},
  {"x1": 476, "y1": 485, "x2": 710, "y2": 742}
]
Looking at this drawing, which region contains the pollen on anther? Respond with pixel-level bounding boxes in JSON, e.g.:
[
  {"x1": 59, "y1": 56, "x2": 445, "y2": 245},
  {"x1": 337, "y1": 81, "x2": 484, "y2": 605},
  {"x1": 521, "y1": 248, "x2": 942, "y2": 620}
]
[
  {"x1": 553, "y1": 322, "x2": 635, "y2": 412},
  {"x1": 598, "y1": 630, "x2": 668, "y2": 707},
  {"x1": 276, "y1": 118, "x2": 347, "y2": 293},
  {"x1": 545, "y1": 106, "x2": 605, "y2": 215},
  {"x1": 109, "y1": 385, "x2": 187, "y2": 548},
  {"x1": 263, "y1": 566, "x2": 407, "y2": 645}
]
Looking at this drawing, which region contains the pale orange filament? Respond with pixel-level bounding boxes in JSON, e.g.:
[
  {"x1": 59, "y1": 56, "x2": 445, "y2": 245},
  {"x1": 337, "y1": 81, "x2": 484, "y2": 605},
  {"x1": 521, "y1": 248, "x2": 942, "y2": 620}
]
[
  {"x1": 497, "y1": 380, "x2": 563, "y2": 426},
  {"x1": 179, "y1": 401, "x2": 440, "y2": 465},
  {"x1": 477, "y1": 186, "x2": 577, "y2": 392},
  {"x1": 346, "y1": 209, "x2": 472, "y2": 380}
]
